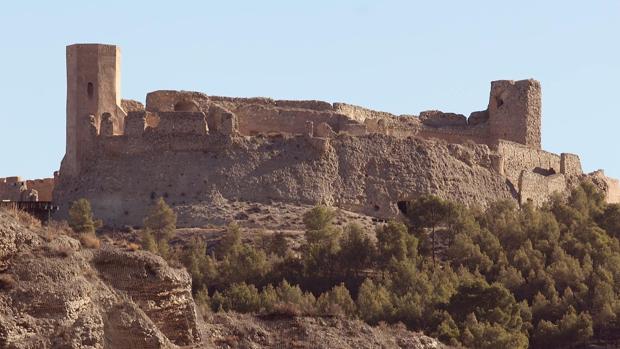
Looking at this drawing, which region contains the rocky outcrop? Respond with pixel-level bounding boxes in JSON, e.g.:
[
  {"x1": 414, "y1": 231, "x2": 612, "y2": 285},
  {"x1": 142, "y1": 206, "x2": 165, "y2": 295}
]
[
  {"x1": 0, "y1": 209, "x2": 451, "y2": 348},
  {"x1": 94, "y1": 248, "x2": 200, "y2": 345},
  {"x1": 204, "y1": 312, "x2": 447, "y2": 349},
  {"x1": 0, "y1": 210, "x2": 199, "y2": 348}
]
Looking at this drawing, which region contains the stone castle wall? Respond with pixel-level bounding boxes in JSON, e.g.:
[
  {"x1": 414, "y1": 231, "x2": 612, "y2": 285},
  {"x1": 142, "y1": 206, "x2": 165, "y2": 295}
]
[
  {"x1": 496, "y1": 140, "x2": 562, "y2": 185},
  {"x1": 142, "y1": 85, "x2": 537, "y2": 149},
  {"x1": 54, "y1": 133, "x2": 515, "y2": 227},
  {"x1": 54, "y1": 43, "x2": 619, "y2": 228},
  {"x1": 0, "y1": 176, "x2": 54, "y2": 202},
  {"x1": 518, "y1": 172, "x2": 567, "y2": 206}
]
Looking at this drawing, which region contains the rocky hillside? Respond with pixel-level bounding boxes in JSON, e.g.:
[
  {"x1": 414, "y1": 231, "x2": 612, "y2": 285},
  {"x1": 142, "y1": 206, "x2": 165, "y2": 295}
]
[
  {"x1": 202, "y1": 313, "x2": 446, "y2": 349},
  {"x1": 0, "y1": 209, "x2": 447, "y2": 349}
]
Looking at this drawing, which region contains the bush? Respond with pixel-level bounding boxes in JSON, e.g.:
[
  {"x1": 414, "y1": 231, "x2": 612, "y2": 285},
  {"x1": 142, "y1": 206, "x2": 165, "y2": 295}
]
[
  {"x1": 303, "y1": 205, "x2": 336, "y2": 232},
  {"x1": 270, "y1": 280, "x2": 317, "y2": 316},
  {"x1": 143, "y1": 197, "x2": 176, "y2": 241},
  {"x1": 79, "y1": 232, "x2": 101, "y2": 249},
  {"x1": 68, "y1": 199, "x2": 101, "y2": 234},
  {"x1": 268, "y1": 232, "x2": 289, "y2": 257},
  {"x1": 316, "y1": 283, "x2": 356, "y2": 317},
  {"x1": 215, "y1": 223, "x2": 242, "y2": 258},
  {"x1": 211, "y1": 282, "x2": 261, "y2": 313},
  {"x1": 375, "y1": 221, "x2": 417, "y2": 265},
  {"x1": 532, "y1": 307, "x2": 593, "y2": 348},
  {"x1": 356, "y1": 278, "x2": 394, "y2": 324},
  {"x1": 194, "y1": 287, "x2": 211, "y2": 319},
  {"x1": 337, "y1": 223, "x2": 374, "y2": 274}
]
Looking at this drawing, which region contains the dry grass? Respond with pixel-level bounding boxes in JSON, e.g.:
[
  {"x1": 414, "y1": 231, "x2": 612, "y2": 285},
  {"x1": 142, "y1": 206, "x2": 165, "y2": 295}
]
[
  {"x1": 40, "y1": 220, "x2": 72, "y2": 241},
  {"x1": 0, "y1": 273, "x2": 17, "y2": 290},
  {"x1": 46, "y1": 244, "x2": 74, "y2": 258},
  {"x1": 3, "y1": 207, "x2": 41, "y2": 229},
  {"x1": 126, "y1": 242, "x2": 141, "y2": 251},
  {"x1": 79, "y1": 233, "x2": 101, "y2": 249}
]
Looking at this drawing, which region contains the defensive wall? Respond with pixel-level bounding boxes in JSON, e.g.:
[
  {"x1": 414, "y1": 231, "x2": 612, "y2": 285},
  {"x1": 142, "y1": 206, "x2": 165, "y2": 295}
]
[
  {"x1": 51, "y1": 44, "x2": 618, "y2": 227},
  {"x1": 0, "y1": 176, "x2": 54, "y2": 202}
]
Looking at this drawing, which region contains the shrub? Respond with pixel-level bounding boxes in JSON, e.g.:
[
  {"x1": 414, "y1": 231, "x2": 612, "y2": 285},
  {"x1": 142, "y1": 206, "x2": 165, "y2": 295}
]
[
  {"x1": 272, "y1": 280, "x2": 317, "y2": 316},
  {"x1": 140, "y1": 229, "x2": 158, "y2": 254},
  {"x1": 194, "y1": 287, "x2": 211, "y2": 319},
  {"x1": 79, "y1": 232, "x2": 101, "y2": 249},
  {"x1": 68, "y1": 199, "x2": 101, "y2": 234},
  {"x1": 268, "y1": 232, "x2": 289, "y2": 257},
  {"x1": 143, "y1": 197, "x2": 177, "y2": 241},
  {"x1": 404, "y1": 195, "x2": 455, "y2": 266},
  {"x1": 211, "y1": 282, "x2": 261, "y2": 313},
  {"x1": 356, "y1": 278, "x2": 394, "y2": 324},
  {"x1": 337, "y1": 223, "x2": 374, "y2": 274},
  {"x1": 375, "y1": 221, "x2": 418, "y2": 265},
  {"x1": 303, "y1": 205, "x2": 336, "y2": 232},
  {"x1": 316, "y1": 283, "x2": 356, "y2": 317},
  {"x1": 215, "y1": 223, "x2": 242, "y2": 258}
]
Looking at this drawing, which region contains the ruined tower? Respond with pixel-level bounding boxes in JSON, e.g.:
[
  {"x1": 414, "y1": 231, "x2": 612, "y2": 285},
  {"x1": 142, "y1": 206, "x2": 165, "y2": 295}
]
[
  {"x1": 488, "y1": 79, "x2": 542, "y2": 149},
  {"x1": 64, "y1": 44, "x2": 125, "y2": 176}
]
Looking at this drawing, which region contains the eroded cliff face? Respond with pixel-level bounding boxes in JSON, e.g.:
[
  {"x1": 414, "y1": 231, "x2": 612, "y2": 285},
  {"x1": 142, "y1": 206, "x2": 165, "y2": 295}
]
[
  {"x1": 0, "y1": 210, "x2": 200, "y2": 348},
  {"x1": 54, "y1": 133, "x2": 515, "y2": 227},
  {"x1": 0, "y1": 209, "x2": 450, "y2": 349}
]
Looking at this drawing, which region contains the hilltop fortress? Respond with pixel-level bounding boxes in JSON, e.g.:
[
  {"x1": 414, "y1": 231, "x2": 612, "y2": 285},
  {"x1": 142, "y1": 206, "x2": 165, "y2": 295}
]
[{"x1": 52, "y1": 44, "x2": 620, "y2": 227}]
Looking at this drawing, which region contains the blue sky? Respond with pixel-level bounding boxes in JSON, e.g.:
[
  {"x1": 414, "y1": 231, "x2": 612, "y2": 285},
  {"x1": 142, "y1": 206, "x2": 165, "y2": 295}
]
[{"x1": 0, "y1": 1, "x2": 618, "y2": 179}]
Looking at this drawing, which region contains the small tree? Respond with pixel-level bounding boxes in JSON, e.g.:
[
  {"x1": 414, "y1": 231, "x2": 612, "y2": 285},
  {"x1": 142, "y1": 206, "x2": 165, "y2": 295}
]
[
  {"x1": 375, "y1": 221, "x2": 418, "y2": 266},
  {"x1": 356, "y1": 278, "x2": 394, "y2": 324},
  {"x1": 68, "y1": 198, "x2": 100, "y2": 234},
  {"x1": 316, "y1": 283, "x2": 357, "y2": 317},
  {"x1": 268, "y1": 232, "x2": 289, "y2": 257},
  {"x1": 406, "y1": 195, "x2": 455, "y2": 267},
  {"x1": 216, "y1": 223, "x2": 242, "y2": 258},
  {"x1": 143, "y1": 197, "x2": 177, "y2": 242},
  {"x1": 142, "y1": 197, "x2": 177, "y2": 259},
  {"x1": 303, "y1": 205, "x2": 337, "y2": 232},
  {"x1": 68, "y1": 198, "x2": 102, "y2": 248}
]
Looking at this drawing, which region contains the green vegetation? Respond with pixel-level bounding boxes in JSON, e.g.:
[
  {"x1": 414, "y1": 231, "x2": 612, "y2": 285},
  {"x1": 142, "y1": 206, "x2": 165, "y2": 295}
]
[
  {"x1": 157, "y1": 182, "x2": 620, "y2": 348},
  {"x1": 68, "y1": 198, "x2": 100, "y2": 234},
  {"x1": 68, "y1": 198, "x2": 102, "y2": 248},
  {"x1": 141, "y1": 197, "x2": 177, "y2": 259}
]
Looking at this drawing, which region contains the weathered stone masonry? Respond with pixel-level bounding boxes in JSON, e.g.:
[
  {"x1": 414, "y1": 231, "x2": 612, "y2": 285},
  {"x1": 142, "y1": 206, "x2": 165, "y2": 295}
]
[{"x1": 52, "y1": 44, "x2": 619, "y2": 227}]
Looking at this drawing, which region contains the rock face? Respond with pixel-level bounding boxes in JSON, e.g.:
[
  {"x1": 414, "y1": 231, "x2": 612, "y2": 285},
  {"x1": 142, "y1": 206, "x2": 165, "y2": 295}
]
[
  {"x1": 204, "y1": 312, "x2": 448, "y2": 349},
  {"x1": 0, "y1": 210, "x2": 200, "y2": 348},
  {"x1": 0, "y1": 210, "x2": 450, "y2": 348}
]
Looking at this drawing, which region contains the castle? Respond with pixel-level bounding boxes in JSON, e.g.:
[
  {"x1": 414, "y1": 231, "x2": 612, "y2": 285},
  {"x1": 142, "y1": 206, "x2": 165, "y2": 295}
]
[{"x1": 49, "y1": 44, "x2": 619, "y2": 227}]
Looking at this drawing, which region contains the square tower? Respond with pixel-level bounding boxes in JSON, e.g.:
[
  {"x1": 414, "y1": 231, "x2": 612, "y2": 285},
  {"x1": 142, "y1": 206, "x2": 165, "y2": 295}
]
[
  {"x1": 64, "y1": 44, "x2": 124, "y2": 176},
  {"x1": 488, "y1": 79, "x2": 542, "y2": 149}
]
